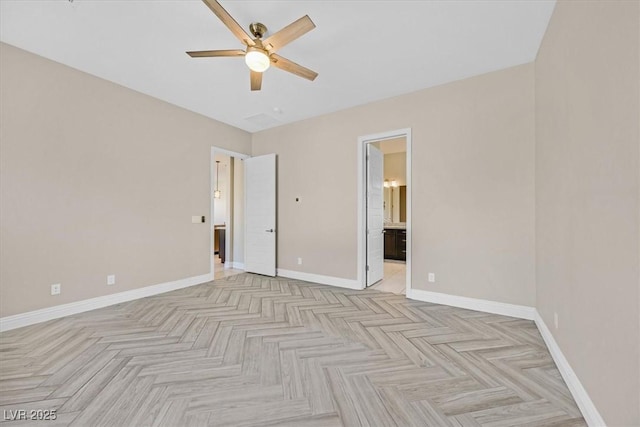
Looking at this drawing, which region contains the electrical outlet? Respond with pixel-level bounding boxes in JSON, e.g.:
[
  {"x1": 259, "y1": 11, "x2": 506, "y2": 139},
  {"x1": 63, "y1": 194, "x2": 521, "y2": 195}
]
[
  {"x1": 107, "y1": 275, "x2": 116, "y2": 286},
  {"x1": 297, "y1": 257, "x2": 303, "y2": 265},
  {"x1": 51, "y1": 283, "x2": 61, "y2": 295},
  {"x1": 428, "y1": 273, "x2": 435, "y2": 283},
  {"x1": 554, "y1": 312, "x2": 558, "y2": 329}
]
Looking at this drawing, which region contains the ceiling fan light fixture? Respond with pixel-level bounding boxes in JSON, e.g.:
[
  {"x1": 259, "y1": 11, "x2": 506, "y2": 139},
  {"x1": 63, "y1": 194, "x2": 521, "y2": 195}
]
[
  {"x1": 186, "y1": 1, "x2": 317, "y2": 90},
  {"x1": 245, "y1": 47, "x2": 270, "y2": 72}
]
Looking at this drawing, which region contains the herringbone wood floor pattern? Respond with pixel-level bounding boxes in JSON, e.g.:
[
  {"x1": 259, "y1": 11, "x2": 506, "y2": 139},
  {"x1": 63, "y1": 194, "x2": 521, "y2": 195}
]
[{"x1": 0, "y1": 274, "x2": 585, "y2": 426}]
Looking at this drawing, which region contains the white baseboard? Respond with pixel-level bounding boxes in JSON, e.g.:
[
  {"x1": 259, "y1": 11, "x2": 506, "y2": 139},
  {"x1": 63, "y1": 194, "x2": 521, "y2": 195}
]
[
  {"x1": 0, "y1": 273, "x2": 213, "y2": 332},
  {"x1": 534, "y1": 312, "x2": 605, "y2": 426},
  {"x1": 277, "y1": 269, "x2": 363, "y2": 290},
  {"x1": 225, "y1": 262, "x2": 245, "y2": 270},
  {"x1": 406, "y1": 288, "x2": 536, "y2": 320}
]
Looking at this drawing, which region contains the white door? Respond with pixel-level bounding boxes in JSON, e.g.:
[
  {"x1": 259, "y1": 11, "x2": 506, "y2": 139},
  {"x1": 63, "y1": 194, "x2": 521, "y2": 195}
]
[
  {"x1": 367, "y1": 144, "x2": 384, "y2": 286},
  {"x1": 244, "y1": 153, "x2": 276, "y2": 276}
]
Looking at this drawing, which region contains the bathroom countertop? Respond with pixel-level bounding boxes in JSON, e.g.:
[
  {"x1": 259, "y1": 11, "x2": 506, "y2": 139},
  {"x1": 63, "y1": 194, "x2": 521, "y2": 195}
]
[{"x1": 384, "y1": 223, "x2": 406, "y2": 230}]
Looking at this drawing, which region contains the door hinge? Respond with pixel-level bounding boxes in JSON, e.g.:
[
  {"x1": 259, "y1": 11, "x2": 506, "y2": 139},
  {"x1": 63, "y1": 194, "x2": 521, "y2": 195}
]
[{"x1": 366, "y1": 265, "x2": 369, "y2": 271}]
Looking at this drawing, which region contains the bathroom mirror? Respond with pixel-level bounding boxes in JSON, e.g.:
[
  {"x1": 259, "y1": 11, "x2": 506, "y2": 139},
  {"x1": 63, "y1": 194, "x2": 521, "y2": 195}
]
[{"x1": 384, "y1": 185, "x2": 406, "y2": 223}]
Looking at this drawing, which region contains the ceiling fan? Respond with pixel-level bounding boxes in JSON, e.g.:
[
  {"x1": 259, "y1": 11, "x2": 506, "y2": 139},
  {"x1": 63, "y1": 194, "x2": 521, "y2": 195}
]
[{"x1": 187, "y1": 0, "x2": 318, "y2": 91}]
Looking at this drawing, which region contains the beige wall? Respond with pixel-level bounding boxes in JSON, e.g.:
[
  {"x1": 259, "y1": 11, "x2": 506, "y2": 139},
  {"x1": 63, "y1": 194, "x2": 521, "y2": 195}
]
[
  {"x1": 535, "y1": 1, "x2": 640, "y2": 425},
  {"x1": 0, "y1": 43, "x2": 251, "y2": 317},
  {"x1": 253, "y1": 63, "x2": 536, "y2": 306},
  {"x1": 384, "y1": 152, "x2": 406, "y2": 186}
]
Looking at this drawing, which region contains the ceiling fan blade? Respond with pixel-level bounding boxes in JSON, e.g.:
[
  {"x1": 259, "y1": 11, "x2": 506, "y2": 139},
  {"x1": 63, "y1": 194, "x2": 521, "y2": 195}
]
[
  {"x1": 187, "y1": 49, "x2": 245, "y2": 58},
  {"x1": 250, "y1": 71, "x2": 263, "y2": 91},
  {"x1": 201, "y1": 0, "x2": 255, "y2": 46},
  {"x1": 270, "y1": 54, "x2": 318, "y2": 81},
  {"x1": 262, "y1": 15, "x2": 315, "y2": 52}
]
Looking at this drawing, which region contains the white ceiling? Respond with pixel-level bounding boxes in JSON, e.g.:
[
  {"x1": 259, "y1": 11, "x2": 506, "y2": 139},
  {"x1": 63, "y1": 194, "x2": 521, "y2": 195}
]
[
  {"x1": 0, "y1": 0, "x2": 556, "y2": 133},
  {"x1": 379, "y1": 137, "x2": 406, "y2": 155}
]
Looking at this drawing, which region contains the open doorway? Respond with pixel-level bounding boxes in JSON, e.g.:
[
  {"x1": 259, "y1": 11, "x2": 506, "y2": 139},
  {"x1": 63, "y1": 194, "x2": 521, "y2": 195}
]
[
  {"x1": 358, "y1": 129, "x2": 412, "y2": 295},
  {"x1": 211, "y1": 147, "x2": 249, "y2": 280},
  {"x1": 375, "y1": 137, "x2": 407, "y2": 293}
]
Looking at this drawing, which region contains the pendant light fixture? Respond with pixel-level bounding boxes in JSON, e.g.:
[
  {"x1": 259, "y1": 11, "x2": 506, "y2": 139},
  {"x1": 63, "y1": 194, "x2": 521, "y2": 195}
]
[{"x1": 214, "y1": 161, "x2": 221, "y2": 199}]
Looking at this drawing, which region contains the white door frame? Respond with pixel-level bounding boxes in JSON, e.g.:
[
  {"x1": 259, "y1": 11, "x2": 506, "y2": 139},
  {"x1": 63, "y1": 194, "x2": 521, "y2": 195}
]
[
  {"x1": 210, "y1": 146, "x2": 250, "y2": 279},
  {"x1": 357, "y1": 128, "x2": 412, "y2": 294}
]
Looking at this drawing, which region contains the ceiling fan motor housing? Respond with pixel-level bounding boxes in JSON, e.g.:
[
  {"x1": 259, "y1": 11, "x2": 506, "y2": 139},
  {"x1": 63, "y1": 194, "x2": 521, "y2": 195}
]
[{"x1": 249, "y1": 22, "x2": 267, "y2": 39}]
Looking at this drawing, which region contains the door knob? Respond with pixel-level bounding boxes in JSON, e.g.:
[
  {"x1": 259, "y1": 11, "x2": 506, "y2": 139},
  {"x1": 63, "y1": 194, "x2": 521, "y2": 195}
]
[{"x1": 265, "y1": 229, "x2": 275, "y2": 233}]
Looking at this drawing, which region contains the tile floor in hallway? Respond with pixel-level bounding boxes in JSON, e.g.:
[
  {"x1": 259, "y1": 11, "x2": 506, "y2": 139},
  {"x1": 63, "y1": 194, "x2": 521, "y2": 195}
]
[
  {"x1": 213, "y1": 257, "x2": 244, "y2": 280},
  {"x1": 371, "y1": 261, "x2": 407, "y2": 294}
]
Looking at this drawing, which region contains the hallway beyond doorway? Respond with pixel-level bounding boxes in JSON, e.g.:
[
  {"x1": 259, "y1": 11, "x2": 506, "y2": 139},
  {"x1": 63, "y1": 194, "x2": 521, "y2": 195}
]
[{"x1": 213, "y1": 257, "x2": 243, "y2": 280}]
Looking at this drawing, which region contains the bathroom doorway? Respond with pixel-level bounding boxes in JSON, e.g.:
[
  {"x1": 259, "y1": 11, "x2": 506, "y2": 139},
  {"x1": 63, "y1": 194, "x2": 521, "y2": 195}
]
[
  {"x1": 376, "y1": 137, "x2": 408, "y2": 293},
  {"x1": 357, "y1": 129, "x2": 412, "y2": 295}
]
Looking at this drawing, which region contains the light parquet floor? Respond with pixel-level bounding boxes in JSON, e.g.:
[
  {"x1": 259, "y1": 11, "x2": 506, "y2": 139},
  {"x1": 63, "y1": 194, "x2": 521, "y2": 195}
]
[{"x1": 0, "y1": 274, "x2": 585, "y2": 426}]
